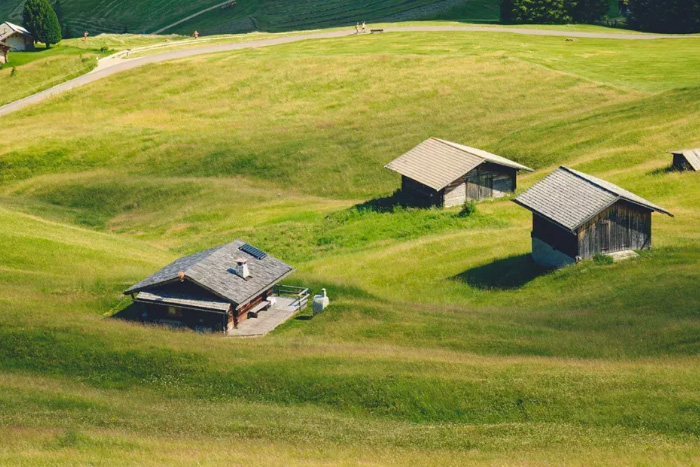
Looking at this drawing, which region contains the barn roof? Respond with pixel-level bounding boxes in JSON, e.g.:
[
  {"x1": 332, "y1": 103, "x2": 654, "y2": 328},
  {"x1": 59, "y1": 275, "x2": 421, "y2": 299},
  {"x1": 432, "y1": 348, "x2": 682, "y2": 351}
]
[
  {"x1": 385, "y1": 138, "x2": 533, "y2": 191},
  {"x1": 0, "y1": 22, "x2": 33, "y2": 41},
  {"x1": 514, "y1": 166, "x2": 672, "y2": 232},
  {"x1": 125, "y1": 240, "x2": 294, "y2": 309},
  {"x1": 672, "y1": 148, "x2": 700, "y2": 171}
]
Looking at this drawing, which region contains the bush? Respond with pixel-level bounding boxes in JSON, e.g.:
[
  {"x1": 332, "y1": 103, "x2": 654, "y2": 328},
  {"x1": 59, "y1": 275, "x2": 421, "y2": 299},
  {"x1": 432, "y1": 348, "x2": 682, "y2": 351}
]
[
  {"x1": 592, "y1": 253, "x2": 614, "y2": 265},
  {"x1": 459, "y1": 200, "x2": 478, "y2": 217},
  {"x1": 500, "y1": 0, "x2": 609, "y2": 24},
  {"x1": 628, "y1": 0, "x2": 700, "y2": 33},
  {"x1": 10, "y1": 67, "x2": 17, "y2": 77},
  {"x1": 22, "y1": 0, "x2": 62, "y2": 48}
]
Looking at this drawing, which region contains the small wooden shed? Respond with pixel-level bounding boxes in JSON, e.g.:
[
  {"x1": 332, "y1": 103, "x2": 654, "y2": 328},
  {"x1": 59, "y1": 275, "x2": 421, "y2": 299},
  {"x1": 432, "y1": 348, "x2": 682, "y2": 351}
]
[
  {"x1": 124, "y1": 240, "x2": 294, "y2": 332},
  {"x1": 385, "y1": 138, "x2": 533, "y2": 208},
  {"x1": 0, "y1": 22, "x2": 34, "y2": 52},
  {"x1": 0, "y1": 42, "x2": 9, "y2": 64},
  {"x1": 671, "y1": 149, "x2": 700, "y2": 172},
  {"x1": 514, "y1": 166, "x2": 673, "y2": 268}
]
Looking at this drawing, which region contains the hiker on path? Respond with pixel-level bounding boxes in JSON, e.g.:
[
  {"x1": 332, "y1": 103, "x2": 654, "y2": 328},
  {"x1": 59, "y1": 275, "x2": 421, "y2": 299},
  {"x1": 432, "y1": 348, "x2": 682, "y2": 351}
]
[
  {"x1": 355, "y1": 23, "x2": 359, "y2": 35},
  {"x1": 194, "y1": 31, "x2": 199, "y2": 39},
  {"x1": 362, "y1": 21, "x2": 366, "y2": 33}
]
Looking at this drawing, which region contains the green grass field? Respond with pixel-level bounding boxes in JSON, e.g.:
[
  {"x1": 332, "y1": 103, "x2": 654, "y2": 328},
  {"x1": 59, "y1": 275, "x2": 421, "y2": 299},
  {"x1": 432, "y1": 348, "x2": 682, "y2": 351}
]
[{"x1": 1, "y1": 28, "x2": 700, "y2": 465}]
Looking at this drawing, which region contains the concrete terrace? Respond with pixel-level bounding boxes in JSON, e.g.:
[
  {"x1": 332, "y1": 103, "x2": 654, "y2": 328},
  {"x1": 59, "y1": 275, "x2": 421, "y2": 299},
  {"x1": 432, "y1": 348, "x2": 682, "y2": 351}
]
[{"x1": 227, "y1": 296, "x2": 301, "y2": 337}]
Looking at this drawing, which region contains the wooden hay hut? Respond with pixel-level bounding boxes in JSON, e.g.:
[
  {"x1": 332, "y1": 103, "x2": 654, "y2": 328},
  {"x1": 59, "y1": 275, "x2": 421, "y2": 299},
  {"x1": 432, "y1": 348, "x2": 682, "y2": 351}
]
[
  {"x1": 514, "y1": 166, "x2": 673, "y2": 268},
  {"x1": 0, "y1": 42, "x2": 9, "y2": 64},
  {"x1": 384, "y1": 137, "x2": 533, "y2": 208},
  {"x1": 671, "y1": 149, "x2": 700, "y2": 172},
  {"x1": 124, "y1": 240, "x2": 293, "y2": 332}
]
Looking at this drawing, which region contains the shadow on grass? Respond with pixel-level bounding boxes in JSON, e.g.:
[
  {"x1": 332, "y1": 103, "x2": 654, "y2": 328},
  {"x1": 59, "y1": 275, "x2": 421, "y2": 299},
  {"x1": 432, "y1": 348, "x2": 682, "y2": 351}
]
[
  {"x1": 648, "y1": 165, "x2": 676, "y2": 176},
  {"x1": 353, "y1": 189, "x2": 438, "y2": 213},
  {"x1": 111, "y1": 303, "x2": 143, "y2": 322},
  {"x1": 453, "y1": 254, "x2": 552, "y2": 290}
]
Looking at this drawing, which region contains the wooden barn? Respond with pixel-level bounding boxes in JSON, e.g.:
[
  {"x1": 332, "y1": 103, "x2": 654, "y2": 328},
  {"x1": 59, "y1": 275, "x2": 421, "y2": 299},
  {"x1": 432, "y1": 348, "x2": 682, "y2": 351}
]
[
  {"x1": 0, "y1": 42, "x2": 9, "y2": 64},
  {"x1": 0, "y1": 22, "x2": 34, "y2": 52},
  {"x1": 671, "y1": 148, "x2": 700, "y2": 172},
  {"x1": 514, "y1": 166, "x2": 673, "y2": 268},
  {"x1": 384, "y1": 138, "x2": 533, "y2": 208},
  {"x1": 124, "y1": 240, "x2": 294, "y2": 333}
]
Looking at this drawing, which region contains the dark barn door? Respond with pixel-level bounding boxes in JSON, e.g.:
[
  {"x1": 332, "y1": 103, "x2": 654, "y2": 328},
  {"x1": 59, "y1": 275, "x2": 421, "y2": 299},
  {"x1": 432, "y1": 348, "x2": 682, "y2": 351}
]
[
  {"x1": 467, "y1": 174, "x2": 493, "y2": 200},
  {"x1": 598, "y1": 220, "x2": 611, "y2": 252}
]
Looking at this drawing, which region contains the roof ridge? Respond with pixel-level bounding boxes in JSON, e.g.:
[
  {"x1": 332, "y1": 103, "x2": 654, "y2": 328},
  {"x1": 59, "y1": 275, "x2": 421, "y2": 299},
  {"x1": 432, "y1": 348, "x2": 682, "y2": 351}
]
[
  {"x1": 558, "y1": 166, "x2": 672, "y2": 217},
  {"x1": 558, "y1": 166, "x2": 621, "y2": 199},
  {"x1": 432, "y1": 137, "x2": 485, "y2": 161}
]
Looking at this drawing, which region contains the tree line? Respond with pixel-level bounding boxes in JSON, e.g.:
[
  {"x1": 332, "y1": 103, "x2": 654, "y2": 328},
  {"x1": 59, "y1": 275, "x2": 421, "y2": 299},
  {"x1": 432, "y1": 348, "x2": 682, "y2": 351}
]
[{"x1": 500, "y1": 0, "x2": 700, "y2": 33}]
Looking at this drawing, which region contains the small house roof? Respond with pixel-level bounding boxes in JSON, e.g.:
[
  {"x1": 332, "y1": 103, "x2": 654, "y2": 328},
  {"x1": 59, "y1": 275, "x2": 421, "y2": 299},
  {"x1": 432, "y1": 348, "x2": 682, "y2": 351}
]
[
  {"x1": 136, "y1": 290, "x2": 232, "y2": 313},
  {"x1": 125, "y1": 239, "x2": 294, "y2": 308},
  {"x1": 0, "y1": 22, "x2": 33, "y2": 41},
  {"x1": 672, "y1": 148, "x2": 700, "y2": 171},
  {"x1": 514, "y1": 166, "x2": 672, "y2": 232},
  {"x1": 385, "y1": 138, "x2": 533, "y2": 191}
]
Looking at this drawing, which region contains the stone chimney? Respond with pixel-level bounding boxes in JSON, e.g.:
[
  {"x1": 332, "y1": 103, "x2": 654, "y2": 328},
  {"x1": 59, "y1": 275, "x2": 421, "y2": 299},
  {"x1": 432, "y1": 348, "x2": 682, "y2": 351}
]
[{"x1": 235, "y1": 258, "x2": 250, "y2": 279}]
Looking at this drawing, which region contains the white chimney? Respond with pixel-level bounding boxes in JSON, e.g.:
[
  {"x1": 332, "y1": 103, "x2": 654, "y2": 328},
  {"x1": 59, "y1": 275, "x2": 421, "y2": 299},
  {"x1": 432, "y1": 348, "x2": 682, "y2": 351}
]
[{"x1": 235, "y1": 258, "x2": 250, "y2": 279}]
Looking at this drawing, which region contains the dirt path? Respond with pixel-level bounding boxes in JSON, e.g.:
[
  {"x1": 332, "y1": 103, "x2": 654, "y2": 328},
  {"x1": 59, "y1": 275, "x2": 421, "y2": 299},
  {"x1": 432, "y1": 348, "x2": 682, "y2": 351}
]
[
  {"x1": 153, "y1": 1, "x2": 234, "y2": 34},
  {"x1": 1, "y1": 26, "x2": 695, "y2": 118}
]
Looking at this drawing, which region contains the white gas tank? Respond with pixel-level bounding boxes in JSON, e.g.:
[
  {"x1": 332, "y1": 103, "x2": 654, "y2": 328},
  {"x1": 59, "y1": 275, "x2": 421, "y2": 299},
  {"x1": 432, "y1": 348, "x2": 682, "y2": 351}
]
[{"x1": 312, "y1": 288, "x2": 330, "y2": 314}]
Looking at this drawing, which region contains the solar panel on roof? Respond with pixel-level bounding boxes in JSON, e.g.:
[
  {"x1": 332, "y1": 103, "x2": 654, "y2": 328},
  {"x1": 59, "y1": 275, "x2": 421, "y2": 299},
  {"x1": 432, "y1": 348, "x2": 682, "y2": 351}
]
[{"x1": 239, "y1": 243, "x2": 267, "y2": 259}]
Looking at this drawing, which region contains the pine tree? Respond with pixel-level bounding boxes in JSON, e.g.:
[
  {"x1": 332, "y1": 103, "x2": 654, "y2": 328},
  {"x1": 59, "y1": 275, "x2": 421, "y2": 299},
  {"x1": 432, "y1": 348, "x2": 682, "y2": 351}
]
[{"x1": 22, "y1": 0, "x2": 62, "y2": 49}]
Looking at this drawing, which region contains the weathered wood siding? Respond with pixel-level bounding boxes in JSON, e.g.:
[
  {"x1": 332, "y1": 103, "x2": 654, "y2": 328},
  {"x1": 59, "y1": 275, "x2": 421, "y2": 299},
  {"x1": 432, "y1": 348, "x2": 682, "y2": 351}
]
[
  {"x1": 532, "y1": 214, "x2": 578, "y2": 258},
  {"x1": 234, "y1": 289, "x2": 271, "y2": 325},
  {"x1": 442, "y1": 163, "x2": 517, "y2": 208},
  {"x1": 401, "y1": 176, "x2": 440, "y2": 206},
  {"x1": 576, "y1": 201, "x2": 652, "y2": 259},
  {"x1": 673, "y1": 153, "x2": 697, "y2": 171}
]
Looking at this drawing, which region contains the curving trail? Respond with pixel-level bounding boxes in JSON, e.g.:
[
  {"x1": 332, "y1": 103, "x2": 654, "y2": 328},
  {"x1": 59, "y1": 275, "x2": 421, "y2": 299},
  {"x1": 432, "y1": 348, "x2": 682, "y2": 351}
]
[{"x1": 1, "y1": 26, "x2": 696, "y2": 118}]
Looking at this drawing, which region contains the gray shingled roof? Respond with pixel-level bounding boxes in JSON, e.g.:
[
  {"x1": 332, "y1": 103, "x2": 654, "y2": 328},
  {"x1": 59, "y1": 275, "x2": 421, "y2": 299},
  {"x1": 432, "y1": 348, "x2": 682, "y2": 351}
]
[
  {"x1": 385, "y1": 138, "x2": 533, "y2": 191},
  {"x1": 673, "y1": 148, "x2": 700, "y2": 171},
  {"x1": 125, "y1": 240, "x2": 294, "y2": 309},
  {"x1": 514, "y1": 166, "x2": 672, "y2": 231}
]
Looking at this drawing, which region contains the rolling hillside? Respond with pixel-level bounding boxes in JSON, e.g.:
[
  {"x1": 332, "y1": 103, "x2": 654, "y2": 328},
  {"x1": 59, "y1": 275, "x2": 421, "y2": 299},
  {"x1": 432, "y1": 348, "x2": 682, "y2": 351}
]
[
  {"x1": 1, "y1": 28, "x2": 700, "y2": 465},
  {"x1": 0, "y1": 0, "x2": 492, "y2": 35}
]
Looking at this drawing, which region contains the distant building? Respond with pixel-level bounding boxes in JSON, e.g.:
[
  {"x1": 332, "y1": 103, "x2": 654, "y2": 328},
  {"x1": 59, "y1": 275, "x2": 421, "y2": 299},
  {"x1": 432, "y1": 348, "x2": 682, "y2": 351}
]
[
  {"x1": 385, "y1": 137, "x2": 533, "y2": 208},
  {"x1": 671, "y1": 149, "x2": 700, "y2": 172},
  {"x1": 124, "y1": 240, "x2": 294, "y2": 333},
  {"x1": 514, "y1": 166, "x2": 673, "y2": 268},
  {"x1": 0, "y1": 22, "x2": 34, "y2": 52}
]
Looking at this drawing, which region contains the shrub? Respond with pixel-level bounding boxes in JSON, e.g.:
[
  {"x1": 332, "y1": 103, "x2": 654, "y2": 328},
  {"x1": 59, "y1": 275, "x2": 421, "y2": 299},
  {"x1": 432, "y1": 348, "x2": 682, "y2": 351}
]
[
  {"x1": 628, "y1": 0, "x2": 700, "y2": 33},
  {"x1": 459, "y1": 200, "x2": 478, "y2": 217},
  {"x1": 22, "y1": 0, "x2": 62, "y2": 48},
  {"x1": 500, "y1": 0, "x2": 609, "y2": 24},
  {"x1": 10, "y1": 67, "x2": 17, "y2": 77},
  {"x1": 592, "y1": 253, "x2": 614, "y2": 265}
]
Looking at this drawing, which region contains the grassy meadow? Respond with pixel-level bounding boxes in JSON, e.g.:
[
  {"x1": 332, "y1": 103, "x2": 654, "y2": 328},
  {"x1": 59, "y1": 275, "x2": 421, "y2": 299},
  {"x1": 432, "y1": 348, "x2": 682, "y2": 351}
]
[
  {"x1": 1, "y1": 35, "x2": 190, "y2": 106},
  {"x1": 1, "y1": 28, "x2": 700, "y2": 465}
]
